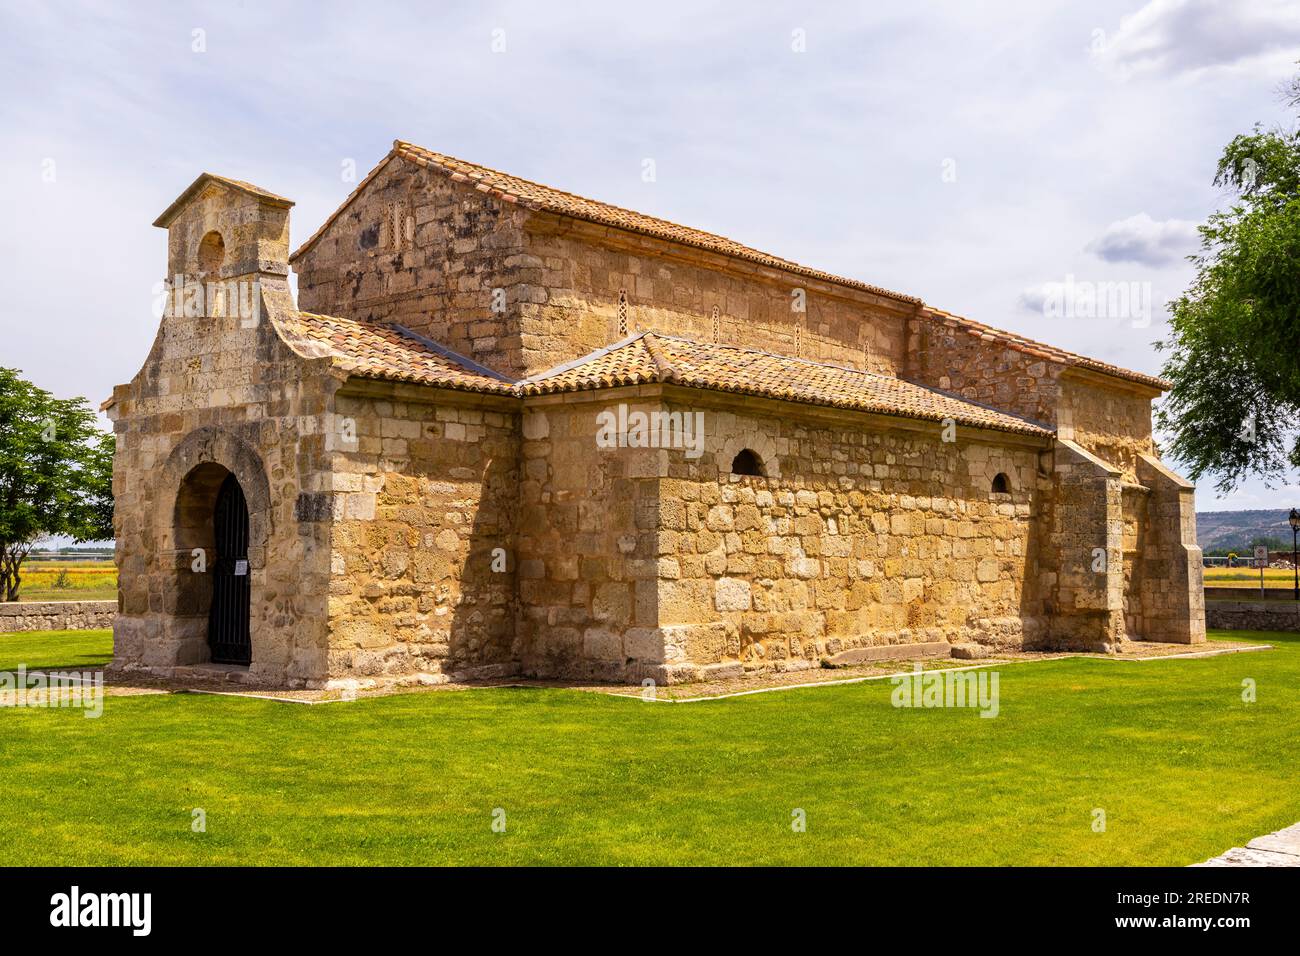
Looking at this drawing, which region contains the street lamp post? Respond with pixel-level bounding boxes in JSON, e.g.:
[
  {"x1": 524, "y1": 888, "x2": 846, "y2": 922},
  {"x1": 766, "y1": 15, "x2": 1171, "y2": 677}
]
[{"x1": 1291, "y1": 508, "x2": 1300, "y2": 601}]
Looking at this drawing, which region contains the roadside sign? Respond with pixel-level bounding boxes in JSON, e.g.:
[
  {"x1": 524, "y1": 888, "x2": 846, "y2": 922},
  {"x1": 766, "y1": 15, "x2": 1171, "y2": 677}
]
[{"x1": 1254, "y1": 546, "x2": 1269, "y2": 569}]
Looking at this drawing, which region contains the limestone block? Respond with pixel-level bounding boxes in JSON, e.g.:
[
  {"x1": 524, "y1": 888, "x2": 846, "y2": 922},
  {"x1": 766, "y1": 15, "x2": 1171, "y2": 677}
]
[
  {"x1": 582, "y1": 627, "x2": 622, "y2": 659},
  {"x1": 714, "y1": 577, "x2": 752, "y2": 612},
  {"x1": 658, "y1": 579, "x2": 715, "y2": 625},
  {"x1": 593, "y1": 583, "x2": 632, "y2": 626},
  {"x1": 624, "y1": 627, "x2": 664, "y2": 661},
  {"x1": 822, "y1": 642, "x2": 950, "y2": 667}
]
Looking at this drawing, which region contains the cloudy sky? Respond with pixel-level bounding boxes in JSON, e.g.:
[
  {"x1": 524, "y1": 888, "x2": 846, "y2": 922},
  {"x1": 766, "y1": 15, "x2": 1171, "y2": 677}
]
[{"x1": 2, "y1": 0, "x2": 1298, "y2": 511}]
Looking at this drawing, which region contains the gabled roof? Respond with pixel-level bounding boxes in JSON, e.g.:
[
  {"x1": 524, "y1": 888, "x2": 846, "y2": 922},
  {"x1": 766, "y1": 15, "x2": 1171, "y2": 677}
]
[
  {"x1": 925, "y1": 307, "x2": 1170, "y2": 391},
  {"x1": 278, "y1": 311, "x2": 514, "y2": 395},
  {"x1": 272, "y1": 313, "x2": 1048, "y2": 436},
  {"x1": 154, "y1": 173, "x2": 294, "y2": 228},
  {"x1": 519, "y1": 332, "x2": 1051, "y2": 437},
  {"x1": 287, "y1": 141, "x2": 1166, "y2": 393},
  {"x1": 290, "y1": 141, "x2": 921, "y2": 305}
]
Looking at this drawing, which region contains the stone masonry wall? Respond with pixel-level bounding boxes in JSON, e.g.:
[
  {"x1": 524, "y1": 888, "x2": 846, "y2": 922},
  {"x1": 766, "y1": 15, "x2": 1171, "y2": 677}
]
[
  {"x1": 906, "y1": 310, "x2": 1063, "y2": 425},
  {"x1": 110, "y1": 181, "x2": 337, "y2": 687},
  {"x1": 513, "y1": 389, "x2": 1048, "y2": 683},
  {"x1": 0, "y1": 601, "x2": 116, "y2": 634},
  {"x1": 1206, "y1": 601, "x2": 1300, "y2": 632},
  {"x1": 518, "y1": 217, "x2": 914, "y2": 377},
  {"x1": 293, "y1": 155, "x2": 917, "y2": 381},
  {"x1": 1036, "y1": 439, "x2": 1125, "y2": 649},
  {"x1": 326, "y1": 383, "x2": 520, "y2": 684},
  {"x1": 1057, "y1": 373, "x2": 1155, "y2": 482},
  {"x1": 109, "y1": 282, "x2": 337, "y2": 685},
  {"x1": 1136, "y1": 453, "x2": 1205, "y2": 643},
  {"x1": 655, "y1": 396, "x2": 1046, "y2": 680},
  {"x1": 515, "y1": 393, "x2": 663, "y2": 681},
  {"x1": 294, "y1": 157, "x2": 533, "y2": 378},
  {"x1": 1120, "y1": 482, "x2": 1152, "y2": 639}
]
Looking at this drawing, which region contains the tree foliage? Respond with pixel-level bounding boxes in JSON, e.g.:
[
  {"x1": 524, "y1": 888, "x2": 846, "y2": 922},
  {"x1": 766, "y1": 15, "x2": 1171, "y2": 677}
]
[
  {"x1": 1155, "y1": 85, "x2": 1300, "y2": 493},
  {"x1": 0, "y1": 368, "x2": 114, "y2": 601}
]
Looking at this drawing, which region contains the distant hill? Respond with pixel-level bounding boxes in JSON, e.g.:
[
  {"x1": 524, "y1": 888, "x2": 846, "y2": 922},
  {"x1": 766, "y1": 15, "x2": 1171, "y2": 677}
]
[{"x1": 1196, "y1": 510, "x2": 1295, "y2": 552}]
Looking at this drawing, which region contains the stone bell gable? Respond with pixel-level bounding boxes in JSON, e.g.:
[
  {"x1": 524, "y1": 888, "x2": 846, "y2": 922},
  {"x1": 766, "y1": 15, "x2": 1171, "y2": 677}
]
[
  {"x1": 108, "y1": 175, "x2": 343, "y2": 686},
  {"x1": 154, "y1": 173, "x2": 295, "y2": 282},
  {"x1": 107, "y1": 147, "x2": 1204, "y2": 691}
]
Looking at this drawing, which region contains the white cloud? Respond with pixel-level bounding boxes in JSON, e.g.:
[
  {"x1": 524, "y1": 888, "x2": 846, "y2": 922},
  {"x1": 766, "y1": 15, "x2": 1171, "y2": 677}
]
[
  {"x1": 1017, "y1": 283, "x2": 1057, "y2": 314},
  {"x1": 1086, "y1": 212, "x2": 1200, "y2": 265},
  {"x1": 1202, "y1": 478, "x2": 1300, "y2": 510},
  {"x1": 1096, "y1": 0, "x2": 1300, "y2": 78}
]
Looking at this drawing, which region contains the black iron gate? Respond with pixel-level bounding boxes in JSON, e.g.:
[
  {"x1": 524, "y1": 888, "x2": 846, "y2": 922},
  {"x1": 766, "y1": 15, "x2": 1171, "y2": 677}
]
[{"x1": 208, "y1": 473, "x2": 251, "y2": 665}]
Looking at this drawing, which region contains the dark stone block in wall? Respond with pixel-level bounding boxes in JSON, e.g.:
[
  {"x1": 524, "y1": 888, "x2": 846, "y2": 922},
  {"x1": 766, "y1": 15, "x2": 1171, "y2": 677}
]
[{"x1": 295, "y1": 492, "x2": 333, "y2": 522}]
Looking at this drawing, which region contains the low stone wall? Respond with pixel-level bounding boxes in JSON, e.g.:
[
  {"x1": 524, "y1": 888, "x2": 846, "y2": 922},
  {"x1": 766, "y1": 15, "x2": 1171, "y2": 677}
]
[
  {"x1": 0, "y1": 600, "x2": 117, "y2": 633},
  {"x1": 1205, "y1": 600, "x2": 1300, "y2": 633}
]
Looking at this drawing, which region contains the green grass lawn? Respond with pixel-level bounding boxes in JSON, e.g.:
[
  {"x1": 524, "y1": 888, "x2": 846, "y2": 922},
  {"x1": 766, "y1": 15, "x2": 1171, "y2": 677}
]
[
  {"x1": 0, "y1": 629, "x2": 114, "y2": 671},
  {"x1": 1, "y1": 628, "x2": 1297, "y2": 866}
]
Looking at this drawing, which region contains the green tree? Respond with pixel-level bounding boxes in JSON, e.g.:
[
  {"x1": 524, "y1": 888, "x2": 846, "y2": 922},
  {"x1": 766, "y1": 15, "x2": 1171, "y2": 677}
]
[
  {"x1": 1155, "y1": 76, "x2": 1300, "y2": 492},
  {"x1": 0, "y1": 368, "x2": 114, "y2": 601}
]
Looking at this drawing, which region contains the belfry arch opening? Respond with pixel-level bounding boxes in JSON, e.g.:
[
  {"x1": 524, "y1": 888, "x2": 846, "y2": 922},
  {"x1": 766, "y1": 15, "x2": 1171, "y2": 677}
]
[{"x1": 197, "y1": 230, "x2": 225, "y2": 274}]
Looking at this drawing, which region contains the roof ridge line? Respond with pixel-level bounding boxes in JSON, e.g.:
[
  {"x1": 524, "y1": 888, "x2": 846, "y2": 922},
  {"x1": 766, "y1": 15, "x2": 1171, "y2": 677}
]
[
  {"x1": 896, "y1": 374, "x2": 1052, "y2": 432},
  {"x1": 924, "y1": 305, "x2": 1169, "y2": 390},
  {"x1": 154, "y1": 172, "x2": 293, "y2": 229},
  {"x1": 389, "y1": 323, "x2": 517, "y2": 383},
  {"x1": 395, "y1": 143, "x2": 809, "y2": 270},
  {"x1": 384, "y1": 140, "x2": 921, "y2": 305},
  {"x1": 640, "y1": 332, "x2": 678, "y2": 382},
  {"x1": 396, "y1": 141, "x2": 619, "y2": 209},
  {"x1": 516, "y1": 331, "x2": 649, "y2": 386},
  {"x1": 648, "y1": 330, "x2": 897, "y2": 381},
  {"x1": 288, "y1": 149, "x2": 400, "y2": 262}
]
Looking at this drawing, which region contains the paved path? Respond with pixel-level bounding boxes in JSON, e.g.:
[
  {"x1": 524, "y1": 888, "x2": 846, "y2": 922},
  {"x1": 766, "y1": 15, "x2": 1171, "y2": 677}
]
[{"x1": 1194, "y1": 822, "x2": 1300, "y2": 866}]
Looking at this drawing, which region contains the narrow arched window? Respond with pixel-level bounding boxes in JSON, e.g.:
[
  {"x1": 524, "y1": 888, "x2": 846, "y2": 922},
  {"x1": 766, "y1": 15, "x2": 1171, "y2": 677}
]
[
  {"x1": 991, "y1": 472, "x2": 1010, "y2": 494},
  {"x1": 731, "y1": 449, "x2": 764, "y2": 477},
  {"x1": 197, "y1": 230, "x2": 225, "y2": 274}
]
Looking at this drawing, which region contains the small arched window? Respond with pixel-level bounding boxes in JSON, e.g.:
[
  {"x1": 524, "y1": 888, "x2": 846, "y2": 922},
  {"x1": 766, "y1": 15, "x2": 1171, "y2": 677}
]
[
  {"x1": 731, "y1": 449, "x2": 764, "y2": 477},
  {"x1": 991, "y1": 472, "x2": 1010, "y2": 494},
  {"x1": 197, "y1": 230, "x2": 225, "y2": 274}
]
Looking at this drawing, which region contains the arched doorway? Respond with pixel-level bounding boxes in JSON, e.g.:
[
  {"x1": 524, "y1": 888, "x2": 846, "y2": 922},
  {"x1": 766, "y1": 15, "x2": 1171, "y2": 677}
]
[
  {"x1": 208, "y1": 473, "x2": 251, "y2": 665},
  {"x1": 161, "y1": 428, "x2": 272, "y2": 673}
]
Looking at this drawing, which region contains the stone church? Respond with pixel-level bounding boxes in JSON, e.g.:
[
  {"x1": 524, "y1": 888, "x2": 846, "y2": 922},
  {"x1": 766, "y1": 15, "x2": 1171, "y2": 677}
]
[{"x1": 106, "y1": 141, "x2": 1205, "y2": 688}]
